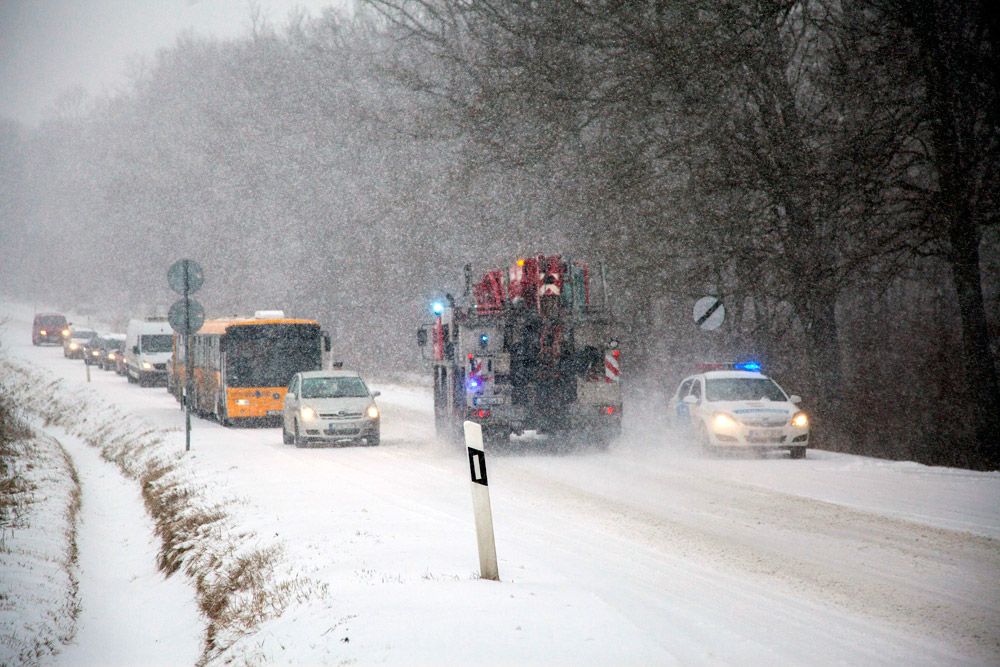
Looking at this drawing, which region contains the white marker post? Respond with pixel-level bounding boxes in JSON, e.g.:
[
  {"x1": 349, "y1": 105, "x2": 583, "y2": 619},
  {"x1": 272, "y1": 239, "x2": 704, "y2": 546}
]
[{"x1": 464, "y1": 421, "x2": 499, "y2": 581}]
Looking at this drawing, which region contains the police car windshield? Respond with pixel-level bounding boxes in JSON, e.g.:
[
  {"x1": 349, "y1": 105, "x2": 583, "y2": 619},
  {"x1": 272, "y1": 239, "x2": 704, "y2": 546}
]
[
  {"x1": 301, "y1": 377, "x2": 368, "y2": 399},
  {"x1": 706, "y1": 378, "x2": 786, "y2": 402}
]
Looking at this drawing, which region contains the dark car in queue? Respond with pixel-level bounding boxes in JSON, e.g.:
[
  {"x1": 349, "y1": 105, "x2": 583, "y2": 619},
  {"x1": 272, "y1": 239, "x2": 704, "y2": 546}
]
[
  {"x1": 64, "y1": 327, "x2": 97, "y2": 359},
  {"x1": 99, "y1": 334, "x2": 126, "y2": 371},
  {"x1": 83, "y1": 335, "x2": 106, "y2": 366}
]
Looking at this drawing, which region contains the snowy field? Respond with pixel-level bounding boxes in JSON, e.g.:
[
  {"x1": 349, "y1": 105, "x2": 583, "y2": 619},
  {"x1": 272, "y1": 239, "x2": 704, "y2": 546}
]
[{"x1": 1, "y1": 299, "x2": 999, "y2": 666}]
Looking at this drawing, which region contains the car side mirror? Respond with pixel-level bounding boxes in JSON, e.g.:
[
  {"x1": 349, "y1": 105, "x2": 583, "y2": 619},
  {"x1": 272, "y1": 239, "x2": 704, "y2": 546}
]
[
  {"x1": 683, "y1": 395, "x2": 698, "y2": 405},
  {"x1": 416, "y1": 328, "x2": 428, "y2": 347},
  {"x1": 132, "y1": 345, "x2": 139, "y2": 354},
  {"x1": 286, "y1": 392, "x2": 295, "y2": 400},
  {"x1": 789, "y1": 395, "x2": 801, "y2": 404},
  {"x1": 371, "y1": 391, "x2": 381, "y2": 398},
  {"x1": 323, "y1": 333, "x2": 332, "y2": 352}
]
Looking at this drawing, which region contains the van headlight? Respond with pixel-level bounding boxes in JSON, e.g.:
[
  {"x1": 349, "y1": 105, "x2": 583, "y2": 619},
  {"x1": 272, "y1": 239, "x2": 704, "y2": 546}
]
[
  {"x1": 791, "y1": 411, "x2": 809, "y2": 428},
  {"x1": 366, "y1": 404, "x2": 379, "y2": 420},
  {"x1": 300, "y1": 406, "x2": 317, "y2": 422},
  {"x1": 712, "y1": 412, "x2": 739, "y2": 432}
]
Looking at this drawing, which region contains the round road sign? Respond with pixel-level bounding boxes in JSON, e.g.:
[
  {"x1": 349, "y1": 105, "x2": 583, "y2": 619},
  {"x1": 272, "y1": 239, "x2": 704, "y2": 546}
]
[
  {"x1": 168, "y1": 298, "x2": 205, "y2": 335},
  {"x1": 693, "y1": 296, "x2": 725, "y2": 331},
  {"x1": 167, "y1": 259, "x2": 204, "y2": 295}
]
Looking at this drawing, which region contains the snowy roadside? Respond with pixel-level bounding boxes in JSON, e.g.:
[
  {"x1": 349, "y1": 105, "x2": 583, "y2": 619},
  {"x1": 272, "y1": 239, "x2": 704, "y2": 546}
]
[
  {"x1": 0, "y1": 355, "x2": 329, "y2": 665},
  {"x1": 0, "y1": 389, "x2": 80, "y2": 666}
]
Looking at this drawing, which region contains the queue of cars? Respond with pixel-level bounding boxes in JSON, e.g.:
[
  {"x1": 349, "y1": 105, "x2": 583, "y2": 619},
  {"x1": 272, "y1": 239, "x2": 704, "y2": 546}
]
[{"x1": 36, "y1": 312, "x2": 383, "y2": 449}]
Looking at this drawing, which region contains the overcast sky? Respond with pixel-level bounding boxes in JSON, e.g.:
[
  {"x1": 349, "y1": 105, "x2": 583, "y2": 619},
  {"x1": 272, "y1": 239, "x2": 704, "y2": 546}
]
[{"x1": 0, "y1": 0, "x2": 342, "y2": 126}]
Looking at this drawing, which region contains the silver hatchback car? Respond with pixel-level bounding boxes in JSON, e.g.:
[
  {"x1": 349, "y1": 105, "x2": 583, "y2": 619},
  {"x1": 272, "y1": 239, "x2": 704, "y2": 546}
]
[{"x1": 282, "y1": 370, "x2": 380, "y2": 447}]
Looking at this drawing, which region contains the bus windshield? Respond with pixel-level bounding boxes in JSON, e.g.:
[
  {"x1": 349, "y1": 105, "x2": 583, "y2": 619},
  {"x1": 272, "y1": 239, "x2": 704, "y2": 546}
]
[
  {"x1": 224, "y1": 325, "x2": 321, "y2": 388},
  {"x1": 705, "y1": 378, "x2": 787, "y2": 402},
  {"x1": 140, "y1": 335, "x2": 173, "y2": 353}
]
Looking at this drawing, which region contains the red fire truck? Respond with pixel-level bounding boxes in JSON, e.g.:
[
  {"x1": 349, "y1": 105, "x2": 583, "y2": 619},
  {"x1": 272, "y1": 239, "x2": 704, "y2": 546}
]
[{"x1": 418, "y1": 254, "x2": 622, "y2": 448}]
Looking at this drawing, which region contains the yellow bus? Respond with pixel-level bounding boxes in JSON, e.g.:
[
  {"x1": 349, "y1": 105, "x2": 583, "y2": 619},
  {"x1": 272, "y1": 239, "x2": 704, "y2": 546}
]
[{"x1": 170, "y1": 311, "x2": 330, "y2": 425}]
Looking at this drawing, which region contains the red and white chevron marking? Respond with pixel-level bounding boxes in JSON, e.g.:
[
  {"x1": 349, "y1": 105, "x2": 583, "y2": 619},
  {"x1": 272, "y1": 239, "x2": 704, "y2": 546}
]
[{"x1": 605, "y1": 351, "x2": 621, "y2": 383}]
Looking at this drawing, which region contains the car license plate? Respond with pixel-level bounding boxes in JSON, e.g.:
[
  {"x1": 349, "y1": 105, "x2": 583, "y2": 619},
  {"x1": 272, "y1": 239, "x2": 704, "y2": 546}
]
[{"x1": 747, "y1": 430, "x2": 770, "y2": 442}]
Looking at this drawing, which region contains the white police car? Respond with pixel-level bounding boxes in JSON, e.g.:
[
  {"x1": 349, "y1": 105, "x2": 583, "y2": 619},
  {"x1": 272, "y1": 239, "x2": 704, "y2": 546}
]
[{"x1": 670, "y1": 362, "x2": 810, "y2": 458}]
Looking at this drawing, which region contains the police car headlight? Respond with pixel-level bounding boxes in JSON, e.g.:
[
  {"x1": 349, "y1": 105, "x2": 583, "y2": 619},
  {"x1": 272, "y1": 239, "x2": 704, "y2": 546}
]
[
  {"x1": 791, "y1": 411, "x2": 809, "y2": 428},
  {"x1": 300, "y1": 406, "x2": 317, "y2": 422},
  {"x1": 712, "y1": 412, "x2": 739, "y2": 432},
  {"x1": 366, "y1": 404, "x2": 379, "y2": 420}
]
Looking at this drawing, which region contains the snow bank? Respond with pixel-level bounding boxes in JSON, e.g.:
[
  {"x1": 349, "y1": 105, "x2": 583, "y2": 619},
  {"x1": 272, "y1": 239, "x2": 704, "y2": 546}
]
[
  {"x1": 0, "y1": 357, "x2": 328, "y2": 665},
  {"x1": 0, "y1": 394, "x2": 80, "y2": 666}
]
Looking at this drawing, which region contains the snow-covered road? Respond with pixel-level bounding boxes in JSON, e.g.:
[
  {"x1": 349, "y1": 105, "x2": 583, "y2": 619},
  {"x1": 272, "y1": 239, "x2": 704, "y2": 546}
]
[{"x1": 2, "y1": 301, "x2": 999, "y2": 666}]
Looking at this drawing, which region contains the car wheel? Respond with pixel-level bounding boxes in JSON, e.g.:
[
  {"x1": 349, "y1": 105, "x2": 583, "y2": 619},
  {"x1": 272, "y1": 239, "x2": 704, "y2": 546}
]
[
  {"x1": 367, "y1": 434, "x2": 380, "y2": 447},
  {"x1": 293, "y1": 420, "x2": 305, "y2": 448},
  {"x1": 282, "y1": 424, "x2": 292, "y2": 444},
  {"x1": 790, "y1": 446, "x2": 806, "y2": 459}
]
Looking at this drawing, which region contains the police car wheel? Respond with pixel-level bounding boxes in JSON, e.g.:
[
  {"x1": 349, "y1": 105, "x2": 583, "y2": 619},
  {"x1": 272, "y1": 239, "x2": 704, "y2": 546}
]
[{"x1": 698, "y1": 426, "x2": 715, "y2": 457}]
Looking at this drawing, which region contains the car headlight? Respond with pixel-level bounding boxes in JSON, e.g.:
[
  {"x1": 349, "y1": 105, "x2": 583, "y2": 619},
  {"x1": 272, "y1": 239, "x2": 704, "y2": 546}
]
[
  {"x1": 92, "y1": 350, "x2": 100, "y2": 357},
  {"x1": 791, "y1": 411, "x2": 809, "y2": 428},
  {"x1": 712, "y1": 412, "x2": 739, "y2": 432},
  {"x1": 142, "y1": 361, "x2": 153, "y2": 370},
  {"x1": 39, "y1": 330, "x2": 47, "y2": 336},
  {"x1": 108, "y1": 352, "x2": 116, "y2": 360},
  {"x1": 62, "y1": 329, "x2": 70, "y2": 337},
  {"x1": 367, "y1": 404, "x2": 379, "y2": 419},
  {"x1": 300, "y1": 406, "x2": 317, "y2": 422},
  {"x1": 69, "y1": 342, "x2": 79, "y2": 350}
]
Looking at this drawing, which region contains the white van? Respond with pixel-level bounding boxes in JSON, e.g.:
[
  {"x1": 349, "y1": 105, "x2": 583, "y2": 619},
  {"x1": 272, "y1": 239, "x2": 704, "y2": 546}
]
[{"x1": 125, "y1": 318, "x2": 174, "y2": 386}]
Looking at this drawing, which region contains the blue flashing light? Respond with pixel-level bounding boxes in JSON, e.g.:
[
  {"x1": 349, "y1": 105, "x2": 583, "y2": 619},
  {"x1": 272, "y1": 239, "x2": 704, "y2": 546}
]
[
  {"x1": 734, "y1": 360, "x2": 762, "y2": 372},
  {"x1": 479, "y1": 333, "x2": 489, "y2": 346},
  {"x1": 431, "y1": 301, "x2": 445, "y2": 315},
  {"x1": 467, "y1": 377, "x2": 480, "y2": 391}
]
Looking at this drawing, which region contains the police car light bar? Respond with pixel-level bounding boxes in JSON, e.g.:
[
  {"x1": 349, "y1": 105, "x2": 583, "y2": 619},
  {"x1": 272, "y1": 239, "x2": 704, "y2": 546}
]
[{"x1": 696, "y1": 361, "x2": 763, "y2": 372}]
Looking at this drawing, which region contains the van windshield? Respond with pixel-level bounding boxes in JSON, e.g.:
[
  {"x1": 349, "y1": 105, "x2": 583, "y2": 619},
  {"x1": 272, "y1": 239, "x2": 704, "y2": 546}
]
[
  {"x1": 140, "y1": 335, "x2": 173, "y2": 353},
  {"x1": 38, "y1": 316, "x2": 66, "y2": 327}
]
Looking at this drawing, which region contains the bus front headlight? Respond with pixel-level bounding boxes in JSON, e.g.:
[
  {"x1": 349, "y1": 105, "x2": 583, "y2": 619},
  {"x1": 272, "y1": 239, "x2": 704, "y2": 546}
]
[{"x1": 300, "y1": 406, "x2": 317, "y2": 422}]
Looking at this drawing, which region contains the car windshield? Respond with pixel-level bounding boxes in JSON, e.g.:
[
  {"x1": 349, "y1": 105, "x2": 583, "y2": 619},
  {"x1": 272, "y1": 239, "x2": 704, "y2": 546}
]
[
  {"x1": 301, "y1": 377, "x2": 369, "y2": 399},
  {"x1": 140, "y1": 334, "x2": 173, "y2": 353},
  {"x1": 73, "y1": 330, "x2": 96, "y2": 339},
  {"x1": 705, "y1": 378, "x2": 787, "y2": 402}
]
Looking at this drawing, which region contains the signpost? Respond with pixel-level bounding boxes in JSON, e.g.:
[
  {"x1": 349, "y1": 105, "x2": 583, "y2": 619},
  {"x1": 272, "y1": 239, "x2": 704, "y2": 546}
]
[
  {"x1": 464, "y1": 421, "x2": 499, "y2": 581},
  {"x1": 693, "y1": 296, "x2": 725, "y2": 331},
  {"x1": 167, "y1": 259, "x2": 204, "y2": 453}
]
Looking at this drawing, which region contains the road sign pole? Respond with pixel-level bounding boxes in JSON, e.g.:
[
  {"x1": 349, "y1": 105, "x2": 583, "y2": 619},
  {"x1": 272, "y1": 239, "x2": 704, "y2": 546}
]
[
  {"x1": 464, "y1": 421, "x2": 499, "y2": 581},
  {"x1": 184, "y1": 270, "x2": 192, "y2": 452}
]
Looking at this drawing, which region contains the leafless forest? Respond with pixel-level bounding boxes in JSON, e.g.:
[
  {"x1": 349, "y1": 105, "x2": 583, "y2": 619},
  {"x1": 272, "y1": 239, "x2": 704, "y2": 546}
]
[{"x1": 0, "y1": 1, "x2": 996, "y2": 468}]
